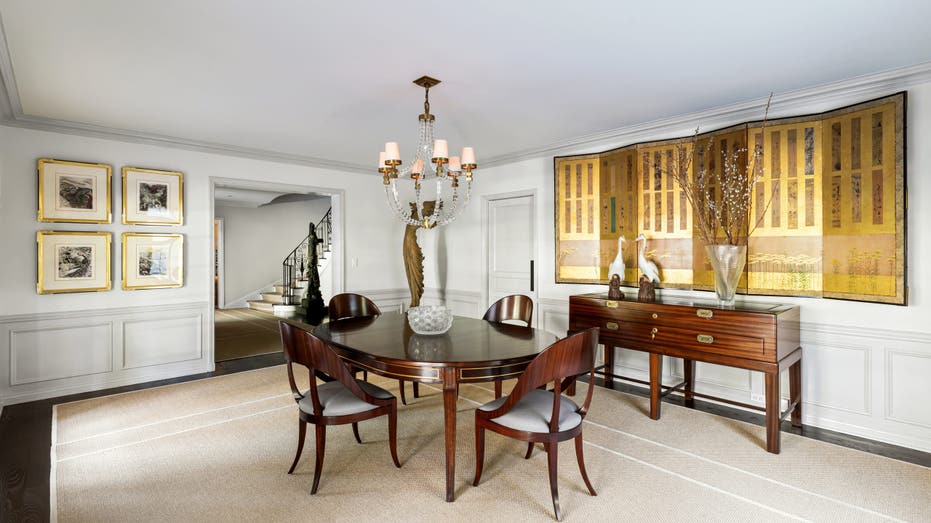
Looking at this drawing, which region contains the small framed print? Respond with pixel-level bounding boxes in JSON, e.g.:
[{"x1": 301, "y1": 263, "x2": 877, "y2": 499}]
[
  {"x1": 122, "y1": 233, "x2": 184, "y2": 290},
  {"x1": 37, "y1": 231, "x2": 112, "y2": 294},
  {"x1": 37, "y1": 159, "x2": 112, "y2": 223},
  {"x1": 122, "y1": 167, "x2": 183, "y2": 225}
]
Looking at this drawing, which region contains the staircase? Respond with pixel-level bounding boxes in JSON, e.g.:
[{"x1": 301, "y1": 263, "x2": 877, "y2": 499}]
[{"x1": 247, "y1": 207, "x2": 332, "y2": 315}]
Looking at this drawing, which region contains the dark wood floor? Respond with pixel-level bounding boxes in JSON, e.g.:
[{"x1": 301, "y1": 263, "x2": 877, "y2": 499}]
[{"x1": 1, "y1": 351, "x2": 929, "y2": 522}]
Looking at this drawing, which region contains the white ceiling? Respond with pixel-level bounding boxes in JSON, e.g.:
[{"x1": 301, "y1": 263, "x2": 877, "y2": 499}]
[{"x1": 2, "y1": 1, "x2": 931, "y2": 172}]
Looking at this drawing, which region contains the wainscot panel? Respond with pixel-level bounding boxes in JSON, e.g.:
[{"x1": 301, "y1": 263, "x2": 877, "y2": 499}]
[{"x1": 0, "y1": 302, "x2": 212, "y2": 407}]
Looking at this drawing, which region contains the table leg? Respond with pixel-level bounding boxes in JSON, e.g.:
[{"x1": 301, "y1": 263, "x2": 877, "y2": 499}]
[
  {"x1": 790, "y1": 359, "x2": 802, "y2": 428},
  {"x1": 441, "y1": 369, "x2": 459, "y2": 502},
  {"x1": 683, "y1": 358, "x2": 696, "y2": 408},
  {"x1": 604, "y1": 345, "x2": 615, "y2": 388},
  {"x1": 649, "y1": 353, "x2": 663, "y2": 420},
  {"x1": 765, "y1": 371, "x2": 781, "y2": 454}
]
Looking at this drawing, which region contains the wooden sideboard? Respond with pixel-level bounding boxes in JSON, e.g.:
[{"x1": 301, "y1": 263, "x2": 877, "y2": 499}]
[{"x1": 568, "y1": 293, "x2": 801, "y2": 453}]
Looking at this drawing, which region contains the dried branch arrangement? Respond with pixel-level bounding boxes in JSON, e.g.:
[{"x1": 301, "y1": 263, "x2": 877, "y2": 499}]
[{"x1": 663, "y1": 94, "x2": 774, "y2": 246}]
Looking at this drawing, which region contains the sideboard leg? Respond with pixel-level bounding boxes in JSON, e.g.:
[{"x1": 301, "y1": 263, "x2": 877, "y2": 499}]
[
  {"x1": 765, "y1": 371, "x2": 781, "y2": 453},
  {"x1": 683, "y1": 358, "x2": 696, "y2": 408},
  {"x1": 649, "y1": 353, "x2": 663, "y2": 420},
  {"x1": 603, "y1": 345, "x2": 615, "y2": 388},
  {"x1": 790, "y1": 359, "x2": 802, "y2": 428}
]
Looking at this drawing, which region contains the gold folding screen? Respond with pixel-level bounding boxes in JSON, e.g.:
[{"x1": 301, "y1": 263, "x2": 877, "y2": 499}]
[{"x1": 554, "y1": 93, "x2": 906, "y2": 305}]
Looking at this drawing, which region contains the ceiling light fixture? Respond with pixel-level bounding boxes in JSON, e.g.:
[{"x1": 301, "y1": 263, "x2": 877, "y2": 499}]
[{"x1": 378, "y1": 76, "x2": 476, "y2": 229}]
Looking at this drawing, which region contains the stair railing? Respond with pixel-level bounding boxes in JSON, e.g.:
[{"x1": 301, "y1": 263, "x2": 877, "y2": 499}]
[{"x1": 281, "y1": 207, "x2": 332, "y2": 306}]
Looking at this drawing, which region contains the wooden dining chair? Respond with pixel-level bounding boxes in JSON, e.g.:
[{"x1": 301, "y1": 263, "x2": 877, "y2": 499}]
[
  {"x1": 279, "y1": 321, "x2": 401, "y2": 494},
  {"x1": 483, "y1": 294, "x2": 534, "y2": 398},
  {"x1": 327, "y1": 293, "x2": 418, "y2": 405},
  {"x1": 472, "y1": 327, "x2": 599, "y2": 521}
]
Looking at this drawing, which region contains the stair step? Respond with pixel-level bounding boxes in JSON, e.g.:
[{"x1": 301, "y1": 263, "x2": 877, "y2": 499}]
[
  {"x1": 261, "y1": 292, "x2": 285, "y2": 304},
  {"x1": 247, "y1": 300, "x2": 275, "y2": 312}
]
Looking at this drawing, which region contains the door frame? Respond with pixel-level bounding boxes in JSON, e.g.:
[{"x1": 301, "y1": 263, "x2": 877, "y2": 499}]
[
  {"x1": 481, "y1": 189, "x2": 538, "y2": 326},
  {"x1": 215, "y1": 217, "x2": 225, "y2": 309}
]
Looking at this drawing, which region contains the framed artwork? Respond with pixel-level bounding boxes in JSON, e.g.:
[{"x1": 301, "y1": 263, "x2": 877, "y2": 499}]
[
  {"x1": 37, "y1": 231, "x2": 112, "y2": 294},
  {"x1": 554, "y1": 92, "x2": 906, "y2": 305},
  {"x1": 37, "y1": 159, "x2": 112, "y2": 223},
  {"x1": 122, "y1": 167, "x2": 184, "y2": 225},
  {"x1": 122, "y1": 233, "x2": 184, "y2": 290}
]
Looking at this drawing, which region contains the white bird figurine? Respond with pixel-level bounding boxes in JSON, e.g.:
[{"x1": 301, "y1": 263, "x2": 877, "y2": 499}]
[
  {"x1": 608, "y1": 236, "x2": 626, "y2": 282},
  {"x1": 635, "y1": 234, "x2": 660, "y2": 283}
]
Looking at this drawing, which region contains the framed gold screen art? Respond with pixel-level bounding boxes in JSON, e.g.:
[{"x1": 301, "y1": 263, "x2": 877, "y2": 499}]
[
  {"x1": 37, "y1": 159, "x2": 112, "y2": 223},
  {"x1": 554, "y1": 92, "x2": 907, "y2": 305},
  {"x1": 122, "y1": 233, "x2": 184, "y2": 290},
  {"x1": 122, "y1": 167, "x2": 184, "y2": 225},
  {"x1": 37, "y1": 231, "x2": 112, "y2": 294}
]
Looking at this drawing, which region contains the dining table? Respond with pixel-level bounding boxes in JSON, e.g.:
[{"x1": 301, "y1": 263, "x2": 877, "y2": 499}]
[{"x1": 301, "y1": 312, "x2": 556, "y2": 502}]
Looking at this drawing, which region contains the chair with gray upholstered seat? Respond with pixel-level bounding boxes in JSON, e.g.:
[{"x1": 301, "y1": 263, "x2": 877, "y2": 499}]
[
  {"x1": 472, "y1": 327, "x2": 599, "y2": 521},
  {"x1": 483, "y1": 294, "x2": 534, "y2": 398},
  {"x1": 327, "y1": 292, "x2": 419, "y2": 405},
  {"x1": 279, "y1": 320, "x2": 401, "y2": 494}
]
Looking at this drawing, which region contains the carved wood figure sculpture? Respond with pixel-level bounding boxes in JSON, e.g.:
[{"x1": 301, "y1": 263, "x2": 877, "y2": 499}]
[
  {"x1": 403, "y1": 200, "x2": 436, "y2": 307},
  {"x1": 608, "y1": 274, "x2": 623, "y2": 300}
]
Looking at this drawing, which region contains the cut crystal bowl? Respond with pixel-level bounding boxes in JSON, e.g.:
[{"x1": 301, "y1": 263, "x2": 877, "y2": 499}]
[{"x1": 406, "y1": 305, "x2": 453, "y2": 335}]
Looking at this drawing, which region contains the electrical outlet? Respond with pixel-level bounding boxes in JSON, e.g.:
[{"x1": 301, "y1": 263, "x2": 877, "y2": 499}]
[
  {"x1": 750, "y1": 394, "x2": 766, "y2": 404},
  {"x1": 351, "y1": 258, "x2": 359, "y2": 267}
]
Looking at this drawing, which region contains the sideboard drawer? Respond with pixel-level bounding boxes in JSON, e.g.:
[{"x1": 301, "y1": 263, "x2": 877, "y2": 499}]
[{"x1": 616, "y1": 322, "x2": 765, "y2": 361}]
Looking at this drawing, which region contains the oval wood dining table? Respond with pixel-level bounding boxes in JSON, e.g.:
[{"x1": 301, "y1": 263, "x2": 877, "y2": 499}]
[{"x1": 300, "y1": 312, "x2": 556, "y2": 502}]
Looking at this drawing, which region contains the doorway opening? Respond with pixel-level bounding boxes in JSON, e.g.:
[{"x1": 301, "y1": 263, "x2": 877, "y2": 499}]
[{"x1": 210, "y1": 179, "x2": 343, "y2": 363}]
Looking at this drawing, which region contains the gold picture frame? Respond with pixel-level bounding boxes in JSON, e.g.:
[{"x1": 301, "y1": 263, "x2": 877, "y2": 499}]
[
  {"x1": 37, "y1": 231, "x2": 112, "y2": 294},
  {"x1": 122, "y1": 233, "x2": 184, "y2": 290},
  {"x1": 122, "y1": 167, "x2": 184, "y2": 225},
  {"x1": 37, "y1": 159, "x2": 112, "y2": 223}
]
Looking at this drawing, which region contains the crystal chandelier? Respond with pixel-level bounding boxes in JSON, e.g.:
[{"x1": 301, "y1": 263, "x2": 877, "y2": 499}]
[{"x1": 378, "y1": 76, "x2": 476, "y2": 229}]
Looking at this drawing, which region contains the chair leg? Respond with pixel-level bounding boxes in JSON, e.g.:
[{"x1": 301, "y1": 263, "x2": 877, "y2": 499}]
[
  {"x1": 574, "y1": 434, "x2": 596, "y2": 496},
  {"x1": 412, "y1": 382, "x2": 420, "y2": 398},
  {"x1": 546, "y1": 442, "x2": 562, "y2": 521},
  {"x1": 352, "y1": 422, "x2": 362, "y2": 444},
  {"x1": 472, "y1": 423, "x2": 486, "y2": 486},
  {"x1": 310, "y1": 424, "x2": 326, "y2": 495},
  {"x1": 494, "y1": 381, "x2": 503, "y2": 399},
  {"x1": 398, "y1": 380, "x2": 408, "y2": 406},
  {"x1": 524, "y1": 442, "x2": 534, "y2": 459},
  {"x1": 388, "y1": 403, "x2": 401, "y2": 468},
  {"x1": 288, "y1": 420, "x2": 307, "y2": 474}
]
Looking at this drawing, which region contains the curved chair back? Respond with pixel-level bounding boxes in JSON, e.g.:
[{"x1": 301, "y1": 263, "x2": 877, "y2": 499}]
[
  {"x1": 279, "y1": 321, "x2": 391, "y2": 416},
  {"x1": 328, "y1": 293, "x2": 381, "y2": 321},
  {"x1": 480, "y1": 327, "x2": 599, "y2": 432},
  {"x1": 482, "y1": 294, "x2": 533, "y2": 326}
]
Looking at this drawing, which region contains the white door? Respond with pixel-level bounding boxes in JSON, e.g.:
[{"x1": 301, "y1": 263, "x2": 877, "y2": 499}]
[{"x1": 487, "y1": 194, "x2": 536, "y2": 323}]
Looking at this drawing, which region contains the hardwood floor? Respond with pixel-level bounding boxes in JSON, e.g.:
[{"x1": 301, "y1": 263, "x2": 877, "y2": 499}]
[{"x1": 1, "y1": 351, "x2": 928, "y2": 522}]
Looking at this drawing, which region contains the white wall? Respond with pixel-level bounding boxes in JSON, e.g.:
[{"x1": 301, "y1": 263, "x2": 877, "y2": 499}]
[
  {"x1": 215, "y1": 197, "x2": 331, "y2": 306},
  {"x1": 0, "y1": 125, "x2": 407, "y2": 406},
  {"x1": 420, "y1": 79, "x2": 931, "y2": 452}
]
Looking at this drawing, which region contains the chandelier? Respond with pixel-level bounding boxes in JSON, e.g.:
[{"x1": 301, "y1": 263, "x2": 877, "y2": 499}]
[{"x1": 378, "y1": 76, "x2": 476, "y2": 229}]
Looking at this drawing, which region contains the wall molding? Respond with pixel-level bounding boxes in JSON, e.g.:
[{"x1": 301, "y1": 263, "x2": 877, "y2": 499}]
[{"x1": 0, "y1": 301, "x2": 210, "y2": 325}]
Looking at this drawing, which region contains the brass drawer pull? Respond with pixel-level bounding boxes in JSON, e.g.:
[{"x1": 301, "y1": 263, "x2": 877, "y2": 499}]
[
  {"x1": 696, "y1": 334, "x2": 714, "y2": 344},
  {"x1": 606, "y1": 301, "x2": 619, "y2": 309},
  {"x1": 651, "y1": 327, "x2": 658, "y2": 340},
  {"x1": 605, "y1": 322, "x2": 619, "y2": 331},
  {"x1": 651, "y1": 313, "x2": 658, "y2": 319},
  {"x1": 696, "y1": 309, "x2": 713, "y2": 319}
]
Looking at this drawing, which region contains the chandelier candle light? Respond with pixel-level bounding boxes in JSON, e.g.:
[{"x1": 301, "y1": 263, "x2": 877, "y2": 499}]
[{"x1": 378, "y1": 76, "x2": 476, "y2": 229}]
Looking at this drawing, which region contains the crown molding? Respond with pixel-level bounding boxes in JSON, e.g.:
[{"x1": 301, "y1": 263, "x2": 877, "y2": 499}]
[
  {"x1": 0, "y1": 13, "x2": 20, "y2": 120},
  {"x1": 482, "y1": 61, "x2": 931, "y2": 167}
]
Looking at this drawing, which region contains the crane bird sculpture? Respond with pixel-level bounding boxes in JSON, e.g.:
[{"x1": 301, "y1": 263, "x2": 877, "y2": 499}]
[
  {"x1": 608, "y1": 236, "x2": 626, "y2": 282},
  {"x1": 635, "y1": 233, "x2": 659, "y2": 302}
]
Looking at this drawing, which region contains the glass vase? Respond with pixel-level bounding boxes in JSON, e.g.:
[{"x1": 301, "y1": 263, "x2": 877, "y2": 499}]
[{"x1": 705, "y1": 244, "x2": 747, "y2": 307}]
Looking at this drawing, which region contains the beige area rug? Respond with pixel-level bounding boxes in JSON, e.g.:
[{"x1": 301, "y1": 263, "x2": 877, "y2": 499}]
[
  {"x1": 52, "y1": 367, "x2": 931, "y2": 522},
  {"x1": 213, "y1": 308, "x2": 283, "y2": 361}
]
